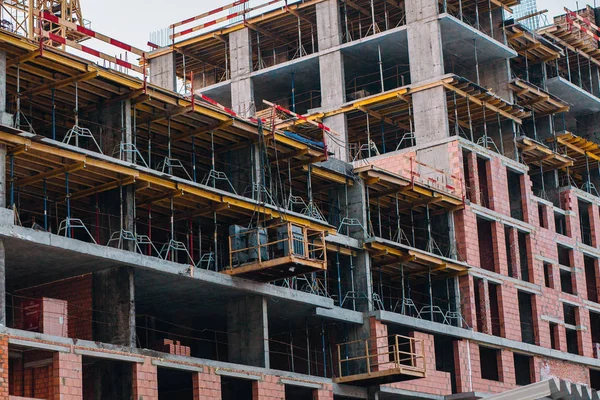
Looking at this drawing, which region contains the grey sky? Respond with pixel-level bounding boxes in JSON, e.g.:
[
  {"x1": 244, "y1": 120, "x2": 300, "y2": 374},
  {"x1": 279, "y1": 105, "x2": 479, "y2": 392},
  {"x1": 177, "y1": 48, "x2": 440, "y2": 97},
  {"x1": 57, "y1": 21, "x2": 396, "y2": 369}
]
[{"x1": 79, "y1": 0, "x2": 570, "y2": 49}]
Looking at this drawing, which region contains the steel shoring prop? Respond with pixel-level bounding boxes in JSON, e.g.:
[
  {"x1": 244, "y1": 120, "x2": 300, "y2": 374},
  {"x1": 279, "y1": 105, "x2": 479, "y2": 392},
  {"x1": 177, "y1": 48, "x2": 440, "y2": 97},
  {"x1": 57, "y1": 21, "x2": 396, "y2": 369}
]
[
  {"x1": 466, "y1": 93, "x2": 474, "y2": 142},
  {"x1": 497, "y1": 113, "x2": 504, "y2": 156}
]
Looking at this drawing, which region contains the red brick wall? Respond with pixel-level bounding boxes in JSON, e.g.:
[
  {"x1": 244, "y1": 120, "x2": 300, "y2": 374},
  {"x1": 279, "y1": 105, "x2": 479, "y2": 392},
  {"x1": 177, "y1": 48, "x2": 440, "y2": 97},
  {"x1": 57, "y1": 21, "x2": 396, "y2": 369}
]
[
  {"x1": 132, "y1": 359, "x2": 158, "y2": 400},
  {"x1": 387, "y1": 331, "x2": 452, "y2": 396},
  {"x1": 15, "y1": 275, "x2": 93, "y2": 341},
  {"x1": 368, "y1": 316, "x2": 390, "y2": 372},
  {"x1": 536, "y1": 357, "x2": 590, "y2": 386},
  {"x1": 0, "y1": 336, "x2": 8, "y2": 399},
  {"x1": 193, "y1": 367, "x2": 221, "y2": 400},
  {"x1": 52, "y1": 352, "x2": 82, "y2": 400},
  {"x1": 252, "y1": 375, "x2": 285, "y2": 400}
]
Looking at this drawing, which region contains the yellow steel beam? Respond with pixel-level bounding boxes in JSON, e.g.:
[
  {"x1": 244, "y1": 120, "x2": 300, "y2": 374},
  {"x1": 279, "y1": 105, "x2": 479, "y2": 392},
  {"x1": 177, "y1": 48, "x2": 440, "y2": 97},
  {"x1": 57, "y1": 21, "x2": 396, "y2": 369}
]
[
  {"x1": 19, "y1": 70, "x2": 98, "y2": 97},
  {"x1": 172, "y1": 120, "x2": 234, "y2": 142},
  {"x1": 69, "y1": 177, "x2": 136, "y2": 201},
  {"x1": 16, "y1": 162, "x2": 85, "y2": 187}
]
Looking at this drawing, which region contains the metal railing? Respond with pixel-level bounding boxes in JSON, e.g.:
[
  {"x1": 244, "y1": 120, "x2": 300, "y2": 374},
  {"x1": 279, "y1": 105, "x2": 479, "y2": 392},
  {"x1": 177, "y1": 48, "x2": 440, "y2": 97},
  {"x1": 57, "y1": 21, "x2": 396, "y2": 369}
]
[
  {"x1": 227, "y1": 222, "x2": 326, "y2": 269},
  {"x1": 336, "y1": 334, "x2": 425, "y2": 381}
]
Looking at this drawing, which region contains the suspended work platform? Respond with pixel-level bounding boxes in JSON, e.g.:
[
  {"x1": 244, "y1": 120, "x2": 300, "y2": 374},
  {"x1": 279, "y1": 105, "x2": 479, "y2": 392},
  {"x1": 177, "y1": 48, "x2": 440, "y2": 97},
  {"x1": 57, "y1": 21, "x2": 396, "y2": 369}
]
[
  {"x1": 334, "y1": 334, "x2": 426, "y2": 386},
  {"x1": 224, "y1": 222, "x2": 327, "y2": 282}
]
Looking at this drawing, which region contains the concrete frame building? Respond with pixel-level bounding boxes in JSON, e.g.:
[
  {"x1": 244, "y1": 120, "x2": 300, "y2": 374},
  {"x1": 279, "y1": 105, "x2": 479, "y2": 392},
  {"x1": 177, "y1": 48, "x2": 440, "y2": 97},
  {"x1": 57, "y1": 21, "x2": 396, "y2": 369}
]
[{"x1": 0, "y1": 0, "x2": 597, "y2": 399}]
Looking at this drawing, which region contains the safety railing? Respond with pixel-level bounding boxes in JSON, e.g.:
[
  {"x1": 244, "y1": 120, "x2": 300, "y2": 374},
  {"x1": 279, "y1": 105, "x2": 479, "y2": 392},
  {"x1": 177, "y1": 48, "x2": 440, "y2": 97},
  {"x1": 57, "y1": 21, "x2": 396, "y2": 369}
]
[{"x1": 336, "y1": 334, "x2": 425, "y2": 382}]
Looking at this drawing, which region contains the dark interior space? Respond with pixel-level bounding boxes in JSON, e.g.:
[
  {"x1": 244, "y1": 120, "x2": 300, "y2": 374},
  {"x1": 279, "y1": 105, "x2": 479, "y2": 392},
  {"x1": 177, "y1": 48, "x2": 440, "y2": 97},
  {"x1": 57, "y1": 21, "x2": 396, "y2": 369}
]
[
  {"x1": 479, "y1": 346, "x2": 500, "y2": 381},
  {"x1": 82, "y1": 358, "x2": 132, "y2": 400},
  {"x1": 518, "y1": 291, "x2": 535, "y2": 345},
  {"x1": 221, "y1": 376, "x2": 253, "y2": 400},
  {"x1": 158, "y1": 368, "x2": 193, "y2": 400},
  {"x1": 585, "y1": 256, "x2": 599, "y2": 303},
  {"x1": 507, "y1": 169, "x2": 524, "y2": 221},
  {"x1": 513, "y1": 353, "x2": 533, "y2": 386},
  {"x1": 434, "y1": 335, "x2": 457, "y2": 393},
  {"x1": 285, "y1": 385, "x2": 314, "y2": 400},
  {"x1": 477, "y1": 218, "x2": 495, "y2": 272}
]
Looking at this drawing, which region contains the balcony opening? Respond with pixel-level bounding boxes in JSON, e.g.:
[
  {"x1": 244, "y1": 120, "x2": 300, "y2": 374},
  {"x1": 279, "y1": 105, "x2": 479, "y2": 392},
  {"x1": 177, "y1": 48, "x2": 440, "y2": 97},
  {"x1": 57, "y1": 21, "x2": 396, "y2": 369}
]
[
  {"x1": 585, "y1": 256, "x2": 599, "y2": 303},
  {"x1": 543, "y1": 262, "x2": 554, "y2": 288},
  {"x1": 285, "y1": 385, "x2": 314, "y2": 400},
  {"x1": 566, "y1": 328, "x2": 580, "y2": 355},
  {"x1": 579, "y1": 200, "x2": 593, "y2": 246},
  {"x1": 477, "y1": 218, "x2": 495, "y2": 272},
  {"x1": 518, "y1": 232, "x2": 531, "y2": 282},
  {"x1": 158, "y1": 368, "x2": 193, "y2": 400},
  {"x1": 518, "y1": 291, "x2": 536, "y2": 345},
  {"x1": 549, "y1": 322, "x2": 559, "y2": 350},
  {"x1": 477, "y1": 157, "x2": 490, "y2": 208},
  {"x1": 538, "y1": 203, "x2": 547, "y2": 228},
  {"x1": 434, "y1": 335, "x2": 457, "y2": 393},
  {"x1": 590, "y1": 311, "x2": 600, "y2": 359},
  {"x1": 591, "y1": 369, "x2": 600, "y2": 391},
  {"x1": 505, "y1": 227, "x2": 515, "y2": 278},
  {"x1": 507, "y1": 169, "x2": 524, "y2": 221},
  {"x1": 513, "y1": 353, "x2": 533, "y2": 386},
  {"x1": 560, "y1": 269, "x2": 574, "y2": 295},
  {"x1": 489, "y1": 283, "x2": 502, "y2": 337},
  {"x1": 479, "y1": 346, "x2": 500, "y2": 381},
  {"x1": 554, "y1": 211, "x2": 567, "y2": 236},
  {"x1": 221, "y1": 376, "x2": 253, "y2": 400}
]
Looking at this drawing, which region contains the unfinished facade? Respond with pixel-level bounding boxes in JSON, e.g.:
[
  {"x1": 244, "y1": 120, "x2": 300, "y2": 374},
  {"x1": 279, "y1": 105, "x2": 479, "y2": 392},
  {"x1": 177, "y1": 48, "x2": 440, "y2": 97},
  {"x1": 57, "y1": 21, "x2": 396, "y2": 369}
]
[{"x1": 0, "y1": 0, "x2": 598, "y2": 399}]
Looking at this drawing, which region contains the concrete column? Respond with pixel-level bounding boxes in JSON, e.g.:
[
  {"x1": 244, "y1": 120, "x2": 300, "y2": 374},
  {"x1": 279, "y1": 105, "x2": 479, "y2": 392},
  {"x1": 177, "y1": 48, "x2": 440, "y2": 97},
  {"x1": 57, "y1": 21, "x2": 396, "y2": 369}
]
[
  {"x1": 316, "y1": 0, "x2": 349, "y2": 161},
  {"x1": 227, "y1": 295, "x2": 269, "y2": 368},
  {"x1": 92, "y1": 267, "x2": 136, "y2": 347},
  {"x1": 0, "y1": 51, "x2": 13, "y2": 126},
  {"x1": 406, "y1": 0, "x2": 449, "y2": 145},
  {"x1": 149, "y1": 52, "x2": 177, "y2": 92},
  {"x1": 230, "y1": 28, "x2": 255, "y2": 117},
  {"x1": 343, "y1": 181, "x2": 373, "y2": 311},
  {"x1": 480, "y1": 59, "x2": 513, "y2": 101},
  {"x1": 0, "y1": 145, "x2": 5, "y2": 208}
]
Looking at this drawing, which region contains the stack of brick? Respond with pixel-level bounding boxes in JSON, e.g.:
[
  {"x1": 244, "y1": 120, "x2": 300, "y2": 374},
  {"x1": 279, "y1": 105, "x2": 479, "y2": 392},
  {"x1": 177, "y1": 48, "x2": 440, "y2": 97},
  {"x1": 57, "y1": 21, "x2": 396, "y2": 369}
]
[
  {"x1": 15, "y1": 297, "x2": 68, "y2": 338},
  {"x1": 151, "y1": 339, "x2": 191, "y2": 356}
]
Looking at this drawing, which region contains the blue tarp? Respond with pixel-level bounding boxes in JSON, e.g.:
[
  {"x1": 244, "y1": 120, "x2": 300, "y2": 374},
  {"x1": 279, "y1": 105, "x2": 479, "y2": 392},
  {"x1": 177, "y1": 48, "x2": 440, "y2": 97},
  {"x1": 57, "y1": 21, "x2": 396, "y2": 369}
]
[{"x1": 283, "y1": 131, "x2": 324, "y2": 149}]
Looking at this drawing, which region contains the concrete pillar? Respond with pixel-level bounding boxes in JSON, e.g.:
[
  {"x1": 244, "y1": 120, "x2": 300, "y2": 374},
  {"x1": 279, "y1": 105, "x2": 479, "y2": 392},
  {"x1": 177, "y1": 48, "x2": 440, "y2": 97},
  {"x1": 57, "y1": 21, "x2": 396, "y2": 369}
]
[
  {"x1": 480, "y1": 59, "x2": 513, "y2": 101},
  {"x1": 149, "y1": 52, "x2": 177, "y2": 92},
  {"x1": 0, "y1": 51, "x2": 13, "y2": 126},
  {"x1": 230, "y1": 28, "x2": 255, "y2": 117},
  {"x1": 92, "y1": 267, "x2": 136, "y2": 347},
  {"x1": 227, "y1": 295, "x2": 269, "y2": 368},
  {"x1": 0, "y1": 145, "x2": 5, "y2": 208},
  {"x1": 406, "y1": 0, "x2": 449, "y2": 145},
  {"x1": 316, "y1": 0, "x2": 349, "y2": 161}
]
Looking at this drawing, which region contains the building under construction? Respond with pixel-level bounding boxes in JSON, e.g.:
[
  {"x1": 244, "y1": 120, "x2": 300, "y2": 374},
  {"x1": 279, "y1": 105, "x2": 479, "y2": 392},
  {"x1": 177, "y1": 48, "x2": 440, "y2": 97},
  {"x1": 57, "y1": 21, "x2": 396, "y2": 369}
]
[{"x1": 0, "y1": 0, "x2": 598, "y2": 399}]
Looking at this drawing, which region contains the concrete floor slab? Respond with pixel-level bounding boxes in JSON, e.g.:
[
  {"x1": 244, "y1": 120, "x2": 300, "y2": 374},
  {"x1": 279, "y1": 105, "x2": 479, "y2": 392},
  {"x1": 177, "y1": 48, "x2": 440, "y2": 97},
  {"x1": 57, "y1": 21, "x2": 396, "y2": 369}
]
[{"x1": 546, "y1": 76, "x2": 600, "y2": 116}]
